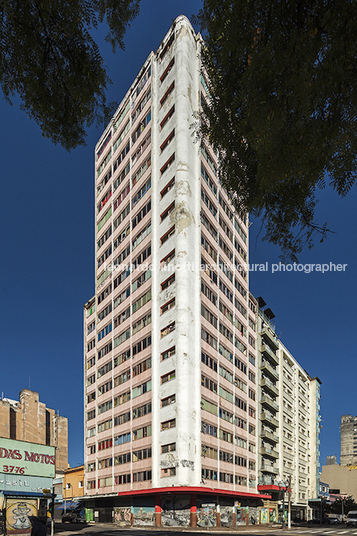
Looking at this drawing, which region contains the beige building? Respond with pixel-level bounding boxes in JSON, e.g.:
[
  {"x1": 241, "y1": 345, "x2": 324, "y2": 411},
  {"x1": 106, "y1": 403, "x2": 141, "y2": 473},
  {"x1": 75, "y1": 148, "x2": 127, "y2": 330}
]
[
  {"x1": 255, "y1": 299, "x2": 322, "y2": 521},
  {"x1": 340, "y1": 415, "x2": 357, "y2": 466},
  {"x1": 321, "y1": 463, "x2": 357, "y2": 500},
  {"x1": 0, "y1": 389, "x2": 68, "y2": 472}
]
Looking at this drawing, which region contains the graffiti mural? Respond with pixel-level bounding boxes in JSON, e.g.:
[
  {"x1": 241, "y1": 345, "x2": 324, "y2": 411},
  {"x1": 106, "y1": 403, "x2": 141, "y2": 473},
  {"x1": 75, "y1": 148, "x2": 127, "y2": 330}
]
[
  {"x1": 132, "y1": 506, "x2": 155, "y2": 526},
  {"x1": 161, "y1": 496, "x2": 190, "y2": 527},
  {"x1": 114, "y1": 507, "x2": 131, "y2": 526},
  {"x1": 197, "y1": 503, "x2": 216, "y2": 527},
  {"x1": 6, "y1": 499, "x2": 37, "y2": 535}
]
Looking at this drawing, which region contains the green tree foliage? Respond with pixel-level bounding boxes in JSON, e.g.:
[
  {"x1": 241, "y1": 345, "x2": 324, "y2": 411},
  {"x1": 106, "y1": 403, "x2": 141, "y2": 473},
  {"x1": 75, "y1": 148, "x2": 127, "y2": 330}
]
[
  {"x1": 195, "y1": 0, "x2": 357, "y2": 258},
  {"x1": 0, "y1": 0, "x2": 140, "y2": 150}
]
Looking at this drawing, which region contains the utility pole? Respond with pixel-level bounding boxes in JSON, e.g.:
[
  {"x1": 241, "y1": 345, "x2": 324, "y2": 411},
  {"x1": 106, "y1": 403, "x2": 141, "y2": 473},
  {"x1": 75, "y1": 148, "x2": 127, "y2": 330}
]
[{"x1": 288, "y1": 476, "x2": 291, "y2": 529}]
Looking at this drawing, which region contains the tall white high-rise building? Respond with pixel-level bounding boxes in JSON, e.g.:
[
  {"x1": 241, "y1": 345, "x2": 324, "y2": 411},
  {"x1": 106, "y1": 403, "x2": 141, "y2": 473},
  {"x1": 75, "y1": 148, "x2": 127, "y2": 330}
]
[{"x1": 83, "y1": 15, "x2": 262, "y2": 527}]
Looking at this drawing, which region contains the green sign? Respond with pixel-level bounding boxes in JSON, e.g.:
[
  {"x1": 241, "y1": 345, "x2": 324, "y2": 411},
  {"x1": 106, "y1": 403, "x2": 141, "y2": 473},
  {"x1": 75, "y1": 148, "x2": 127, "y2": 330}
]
[{"x1": 0, "y1": 438, "x2": 55, "y2": 478}]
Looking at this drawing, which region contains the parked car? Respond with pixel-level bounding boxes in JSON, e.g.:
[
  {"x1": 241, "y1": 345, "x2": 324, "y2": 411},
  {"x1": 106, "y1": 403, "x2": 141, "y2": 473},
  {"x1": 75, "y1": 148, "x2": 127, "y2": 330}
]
[
  {"x1": 61, "y1": 512, "x2": 86, "y2": 524},
  {"x1": 326, "y1": 517, "x2": 340, "y2": 524},
  {"x1": 346, "y1": 511, "x2": 357, "y2": 526}
]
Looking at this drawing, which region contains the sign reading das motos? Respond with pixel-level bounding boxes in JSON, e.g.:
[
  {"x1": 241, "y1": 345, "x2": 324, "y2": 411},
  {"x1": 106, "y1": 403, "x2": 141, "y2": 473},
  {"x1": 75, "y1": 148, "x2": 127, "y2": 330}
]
[{"x1": 0, "y1": 438, "x2": 55, "y2": 478}]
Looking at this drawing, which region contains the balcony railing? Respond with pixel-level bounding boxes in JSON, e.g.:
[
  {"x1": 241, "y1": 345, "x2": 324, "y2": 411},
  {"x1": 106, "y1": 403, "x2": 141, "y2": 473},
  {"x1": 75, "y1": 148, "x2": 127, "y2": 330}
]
[
  {"x1": 261, "y1": 411, "x2": 279, "y2": 428},
  {"x1": 261, "y1": 326, "x2": 279, "y2": 350},
  {"x1": 260, "y1": 429, "x2": 279, "y2": 443},
  {"x1": 261, "y1": 377, "x2": 279, "y2": 397},
  {"x1": 261, "y1": 395, "x2": 279, "y2": 412},
  {"x1": 260, "y1": 446, "x2": 279, "y2": 459},
  {"x1": 260, "y1": 343, "x2": 279, "y2": 365},
  {"x1": 261, "y1": 360, "x2": 279, "y2": 381}
]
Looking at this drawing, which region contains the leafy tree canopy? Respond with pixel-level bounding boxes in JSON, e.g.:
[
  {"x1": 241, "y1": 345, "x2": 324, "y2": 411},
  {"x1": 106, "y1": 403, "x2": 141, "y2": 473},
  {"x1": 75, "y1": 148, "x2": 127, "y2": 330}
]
[
  {"x1": 195, "y1": 0, "x2": 357, "y2": 259},
  {"x1": 0, "y1": 0, "x2": 140, "y2": 150}
]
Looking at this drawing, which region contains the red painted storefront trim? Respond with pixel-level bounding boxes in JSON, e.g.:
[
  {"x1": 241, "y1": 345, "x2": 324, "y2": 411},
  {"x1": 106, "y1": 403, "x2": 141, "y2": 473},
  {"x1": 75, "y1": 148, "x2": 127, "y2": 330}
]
[{"x1": 117, "y1": 486, "x2": 271, "y2": 499}]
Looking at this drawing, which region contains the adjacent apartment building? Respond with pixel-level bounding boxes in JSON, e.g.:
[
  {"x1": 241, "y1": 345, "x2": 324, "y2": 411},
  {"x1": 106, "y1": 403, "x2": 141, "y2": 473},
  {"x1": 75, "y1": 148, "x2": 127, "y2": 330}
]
[
  {"x1": 255, "y1": 299, "x2": 322, "y2": 521},
  {"x1": 83, "y1": 15, "x2": 265, "y2": 526},
  {"x1": 0, "y1": 389, "x2": 68, "y2": 473}
]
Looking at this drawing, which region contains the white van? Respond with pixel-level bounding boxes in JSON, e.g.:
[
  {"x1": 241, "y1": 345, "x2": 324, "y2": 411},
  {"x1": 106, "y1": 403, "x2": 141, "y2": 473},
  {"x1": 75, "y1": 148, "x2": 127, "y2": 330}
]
[{"x1": 346, "y1": 511, "x2": 357, "y2": 526}]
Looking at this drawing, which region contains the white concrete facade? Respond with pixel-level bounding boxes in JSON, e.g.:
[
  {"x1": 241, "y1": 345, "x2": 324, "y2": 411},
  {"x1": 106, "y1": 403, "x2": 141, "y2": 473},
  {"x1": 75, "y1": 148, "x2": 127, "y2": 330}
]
[{"x1": 84, "y1": 16, "x2": 257, "y2": 500}]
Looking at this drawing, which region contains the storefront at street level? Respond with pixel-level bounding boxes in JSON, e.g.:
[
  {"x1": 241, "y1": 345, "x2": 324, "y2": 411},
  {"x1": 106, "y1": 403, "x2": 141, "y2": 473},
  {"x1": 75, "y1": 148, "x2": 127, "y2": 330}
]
[{"x1": 82, "y1": 486, "x2": 271, "y2": 527}]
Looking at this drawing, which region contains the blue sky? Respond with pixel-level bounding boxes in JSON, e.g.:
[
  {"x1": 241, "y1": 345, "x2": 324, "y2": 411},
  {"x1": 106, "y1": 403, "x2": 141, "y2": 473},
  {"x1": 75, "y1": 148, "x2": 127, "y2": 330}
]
[{"x1": 0, "y1": 0, "x2": 355, "y2": 470}]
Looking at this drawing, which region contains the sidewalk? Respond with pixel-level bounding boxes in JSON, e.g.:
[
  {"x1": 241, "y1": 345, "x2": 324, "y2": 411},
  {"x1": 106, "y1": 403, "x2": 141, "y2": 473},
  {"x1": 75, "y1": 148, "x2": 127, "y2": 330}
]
[{"x1": 52, "y1": 521, "x2": 303, "y2": 534}]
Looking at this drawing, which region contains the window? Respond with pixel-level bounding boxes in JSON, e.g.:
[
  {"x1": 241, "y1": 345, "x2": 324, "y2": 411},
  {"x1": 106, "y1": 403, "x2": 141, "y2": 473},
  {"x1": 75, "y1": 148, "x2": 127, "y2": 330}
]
[
  {"x1": 161, "y1": 371, "x2": 175, "y2": 384},
  {"x1": 132, "y1": 269, "x2": 151, "y2": 292},
  {"x1": 98, "y1": 438, "x2": 112, "y2": 451},
  {"x1": 132, "y1": 200, "x2": 151, "y2": 229},
  {"x1": 201, "y1": 352, "x2": 217, "y2": 372},
  {"x1": 114, "y1": 411, "x2": 130, "y2": 427},
  {"x1": 133, "y1": 425, "x2": 152, "y2": 440},
  {"x1": 161, "y1": 298, "x2": 175, "y2": 315},
  {"x1": 201, "y1": 304, "x2": 217, "y2": 328},
  {"x1": 161, "y1": 394, "x2": 175, "y2": 407},
  {"x1": 161, "y1": 347, "x2": 175, "y2": 361},
  {"x1": 160, "y1": 81, "x2": 175, "y2": 107},
  {"x1": 133, "y1": 402, "x2": 152, "y2": 420},
  {"x1": 132, "y1": 334, "x2": 151, "y2": 356},
  {"x1": 132, "y1": 379, "x2": 152, "y2": 398},
  {"x1": 161, "y1": 274, "x2": 175, "y2": 291},
  {"x1": 132, "y1": 312, "x2": 151, "y2": 335},
  {"x1": 132, "y1": 289, "x2": 151, "y2": 312},
  {"x1": 132, "y1": 357, "x2": 151, "y2": 377},
  {"x1": 132, "y1": 447, "x2": 152, "y2": 462},
  {"x1": 87, "y1": 356, "x2": 95, "y2": 369},
  {"x1": 160, "y1": 58, "x2": 174, "y2": 84},
  {"x1": 201, "y1": 283, "x2": 217, "y2": 306},
  {"x1": 98, "y1": 399, "x2": 112, "y2": 414},
  {"x1": 132, "y1": 177, "x2": 151, "y2": 208},
  {"x1": 161, "y1": 467, "x2": 176, "y2": 477},
  {"x1": 133, "y1": 470, "x2": 152, "y2": 482},
  {"x1": 114, "y1": 474, "x2": 131, "y2": 485},
  {"x1": 160, "y1": 177, "x2": 175, "y2": 199},
  {"x1": 97, "y1": 419, "x2": 112, "y2": 433},
  {"x1": 160, "y1": 130, "x2": 175, "y2": 153},
  {"x1": 160, "y1": 153, "x2": 175, "y2": 176},
  {"x1": 113, "y1": 286, "x2": 130, "y2": 309},
  {"x1": 114, "y1": 432, "x2": 131, "y2": 446},
  {"x1": 161, "y1": 418, "x2": 176, "y2": 431},
  {"x1": 160, "y1": 322, "x2": 175, "y2": 338},
  {"x1": 160, "y1": 106, "x2": 175, "y2": 130},
  {"x1": 160, "y1": 202, "x2": 175, "y2": 223},
  {"x1": 160, "y1": 226, "x2": 175, "y2": 246},
  {"x1": 98, "y1": 323, "x2": 112, "y2": 342},
  {"x1": 115, "y1": 452, "x2": 131, "y2": 465},
  {"x1": 161, "y1": 249, "x2": 175, "y2": 268},
  {"x1": 161, "y1": 443, "x2": 176, "y2": 454}
]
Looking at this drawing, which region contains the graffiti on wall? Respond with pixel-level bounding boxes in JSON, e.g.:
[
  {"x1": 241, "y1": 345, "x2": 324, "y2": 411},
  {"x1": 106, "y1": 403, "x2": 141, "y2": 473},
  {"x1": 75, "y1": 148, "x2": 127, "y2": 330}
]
[
  {"x1": 161, "y1": 496, "x2": 190, "y2": 527},
  {"x1": 114, "y1": 507, "x2": 131, "y2": 526},
  {"x1": 6, "y1": 499, "x2": 37, "y2": 535},
  {"x1": 197, "y1": 503, "x2": 216, "y2": 527}
]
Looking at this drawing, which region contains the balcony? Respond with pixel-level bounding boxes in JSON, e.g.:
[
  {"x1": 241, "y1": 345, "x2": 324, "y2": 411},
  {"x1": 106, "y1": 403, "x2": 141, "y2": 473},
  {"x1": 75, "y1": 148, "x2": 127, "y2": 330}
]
[
  {"x1": 261, "y1": 464, "x2": 279, "y2": 475},
  {"x1": 260, "y1": 429, "x2": 279, "y2": 444},
  {"x1": 259, "y1": 475, "x2": 279, "y2": 486},
  {"x1": 261, "y1": 327, "x2": 279, "y2": 350},
  {"x1": 260, "y1": 342, "x2": 279, "y2": 365},
  {"x1": 261, "y1": 377, "x2": 279, "y2": 397},
  {"x1": 261, "y1": 446, "x2": 279, "y2": 459},
  {"x1": 261, "y1": 395, "x2": 279, "y2": 412},
  {"x1": 283, "y1": 449, "x2": 294, "y2": 461},
  {"x1": 261, "y1": 361, "x2": 279, "y2": 381},
  {"x1": 261, "y1": 411, "x2": 279, "y2": 429}
]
